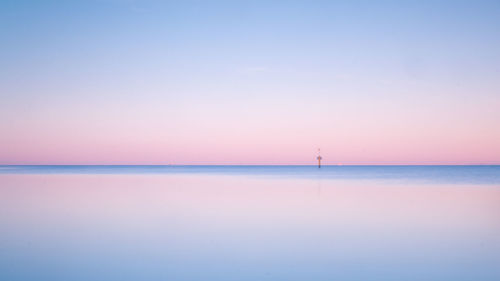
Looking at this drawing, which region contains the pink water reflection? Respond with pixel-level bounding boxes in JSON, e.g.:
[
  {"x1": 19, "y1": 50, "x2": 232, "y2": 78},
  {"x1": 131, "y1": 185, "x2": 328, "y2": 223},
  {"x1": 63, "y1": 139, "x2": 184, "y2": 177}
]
[{"x1": 1, "y1": 173, "x2": 499, "y2": 281}]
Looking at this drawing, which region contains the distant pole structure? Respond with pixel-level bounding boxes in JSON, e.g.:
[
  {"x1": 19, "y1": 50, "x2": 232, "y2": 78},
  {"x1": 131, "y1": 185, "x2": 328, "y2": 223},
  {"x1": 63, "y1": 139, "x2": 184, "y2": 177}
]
[{"x1": 317, "y1": 148, "x2": 322, "y2": 168}]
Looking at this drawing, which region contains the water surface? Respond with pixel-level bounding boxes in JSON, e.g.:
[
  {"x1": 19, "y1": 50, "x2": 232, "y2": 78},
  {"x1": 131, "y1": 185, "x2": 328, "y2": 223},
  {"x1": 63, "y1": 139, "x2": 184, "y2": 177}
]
[{"x1": 1, "y1": 166, "x2": 499, "y2": 281}]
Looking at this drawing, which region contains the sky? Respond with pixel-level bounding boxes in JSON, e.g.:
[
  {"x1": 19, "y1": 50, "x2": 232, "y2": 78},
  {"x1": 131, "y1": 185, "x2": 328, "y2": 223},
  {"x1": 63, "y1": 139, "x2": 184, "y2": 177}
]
[{"x1": 1, "y1": 0, "x2": 499, "y2": 165}]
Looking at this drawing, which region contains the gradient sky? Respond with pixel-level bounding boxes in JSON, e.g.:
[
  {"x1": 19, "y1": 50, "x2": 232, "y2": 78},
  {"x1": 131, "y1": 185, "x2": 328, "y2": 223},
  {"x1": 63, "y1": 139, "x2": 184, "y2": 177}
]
[{"x1": 1, "y1": 0, "x2": 499, "y2": 165}]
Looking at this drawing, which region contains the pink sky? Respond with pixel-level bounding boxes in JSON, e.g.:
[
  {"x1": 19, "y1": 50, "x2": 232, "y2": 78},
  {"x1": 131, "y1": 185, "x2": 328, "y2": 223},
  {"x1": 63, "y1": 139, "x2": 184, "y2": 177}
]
[{"x1": 1, "y1": 89, "x2": 499, "y2": 165}]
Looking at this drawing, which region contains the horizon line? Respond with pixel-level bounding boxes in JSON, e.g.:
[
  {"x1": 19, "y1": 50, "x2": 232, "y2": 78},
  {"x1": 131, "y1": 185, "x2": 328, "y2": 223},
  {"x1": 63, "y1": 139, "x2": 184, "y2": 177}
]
[{"x1": 1, "y1": 164, "x2": 499, "y2": 166}]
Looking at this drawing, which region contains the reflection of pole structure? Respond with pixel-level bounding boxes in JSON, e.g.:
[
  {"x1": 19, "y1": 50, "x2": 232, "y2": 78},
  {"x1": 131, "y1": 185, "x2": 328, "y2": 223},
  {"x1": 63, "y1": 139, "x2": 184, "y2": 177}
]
[{"x1": 317, "y1": 148, "x2": 322, "y2": 168}]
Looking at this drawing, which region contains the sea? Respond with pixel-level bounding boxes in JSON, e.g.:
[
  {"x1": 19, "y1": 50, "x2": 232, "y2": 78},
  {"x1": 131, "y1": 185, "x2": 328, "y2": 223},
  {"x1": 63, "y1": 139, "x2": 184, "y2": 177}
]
[{"x1": 1, "y1": 165, "x2": 499, "y2": 281}]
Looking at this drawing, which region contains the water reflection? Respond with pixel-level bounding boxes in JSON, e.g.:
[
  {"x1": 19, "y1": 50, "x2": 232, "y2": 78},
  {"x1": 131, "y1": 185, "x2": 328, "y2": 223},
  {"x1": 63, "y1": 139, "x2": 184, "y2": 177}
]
[{"x1": 1, "y1": 173, "x2": 499, "y2": 281}]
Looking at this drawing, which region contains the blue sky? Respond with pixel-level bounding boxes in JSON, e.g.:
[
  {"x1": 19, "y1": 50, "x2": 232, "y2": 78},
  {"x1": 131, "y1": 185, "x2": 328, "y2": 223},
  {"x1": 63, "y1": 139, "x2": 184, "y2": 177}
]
[{"x1": 1, "y1": 0, "x2": 499, "y2": 164}]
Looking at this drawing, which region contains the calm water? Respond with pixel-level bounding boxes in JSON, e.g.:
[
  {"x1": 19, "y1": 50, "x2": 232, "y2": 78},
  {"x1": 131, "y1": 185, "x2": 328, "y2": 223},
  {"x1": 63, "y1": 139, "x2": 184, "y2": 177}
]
[{"x1": 1, "y1": 166, "x2": 499, "y2": 281}]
